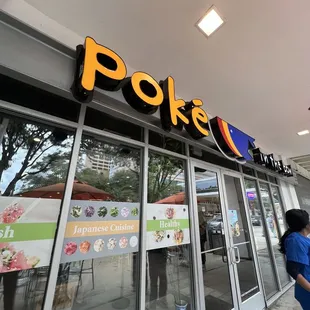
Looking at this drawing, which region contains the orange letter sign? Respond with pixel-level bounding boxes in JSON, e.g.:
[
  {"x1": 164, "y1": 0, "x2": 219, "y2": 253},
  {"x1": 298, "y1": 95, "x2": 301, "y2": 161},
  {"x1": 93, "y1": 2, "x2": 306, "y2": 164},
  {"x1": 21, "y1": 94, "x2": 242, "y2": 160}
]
[{"x1": 82, "y1": 37, "x2": 127, "y2": 91}]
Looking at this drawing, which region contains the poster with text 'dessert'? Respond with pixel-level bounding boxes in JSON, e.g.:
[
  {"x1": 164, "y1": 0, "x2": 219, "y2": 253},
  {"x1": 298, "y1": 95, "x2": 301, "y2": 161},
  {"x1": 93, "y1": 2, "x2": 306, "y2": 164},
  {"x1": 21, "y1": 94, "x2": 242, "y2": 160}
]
[
  {"x1": 147, "y1": 204, "x2": 190, "y2": 250},
  {"x1": 61, "y1": 201, "x2": 140, "y2": 263},
  {"x1": 0, "y1": 197, "x2": 60, "y2": 273}
]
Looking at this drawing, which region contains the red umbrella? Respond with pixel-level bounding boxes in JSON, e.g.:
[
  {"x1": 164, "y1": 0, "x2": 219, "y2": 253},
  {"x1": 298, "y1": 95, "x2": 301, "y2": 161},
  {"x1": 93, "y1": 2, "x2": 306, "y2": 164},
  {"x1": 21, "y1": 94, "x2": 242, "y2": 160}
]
[
  {"x1": 156, "y1": 192, "x2": 185, "y2": 204},
  {"x1": 156, "y1": 191, "x2": 220, "y2": 204},
  {"x1": 18, "y1": 180, "x2": 114, "y2": 200}
]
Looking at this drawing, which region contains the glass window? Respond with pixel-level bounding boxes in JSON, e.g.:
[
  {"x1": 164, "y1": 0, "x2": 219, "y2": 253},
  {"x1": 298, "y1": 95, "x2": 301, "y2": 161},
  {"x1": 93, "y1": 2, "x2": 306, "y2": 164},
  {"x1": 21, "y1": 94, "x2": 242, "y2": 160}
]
[
  {"x1": 149, "y1": 131, "x2": 185, "y2": 155},
  {"x1": 0, "y1": 113, "x2": 74, "y2": 309},
  {"x1": 257, "y1": 171, "x2": 268, "y2": 181},
  {"x1": 53, "y1": 136, "x2": 141, "y2": 309},
  {"x1": 295, "y1": 175, "x2": 310, "y2": 211},
  {"x1": 242, "y1": 166, "x2": 256, "y2": 177},
  {"x1": 268, "y1": 176, "x2": 278, "y2": 184},
  {"x1": 244, "y1": 179, "x2": 279, "y2": 299},
  {"x1": 271, "y1": 186, "x2": 286, "y2": 236},
  {"x1": 0, "y1": 74, "x2": 80, "y2": 122},
  {"x1": 84, "y1": 107, "x2": 143, "y2": 141},
  {"x1": 259, "y1": 182, "x2": 290, "y2": 288},
  {"x1": 189, "y1": 146, "x2": 240, "y2": 171},
  {"x1": 146, "y1": 152, "x2": 193, "y2": 309}
]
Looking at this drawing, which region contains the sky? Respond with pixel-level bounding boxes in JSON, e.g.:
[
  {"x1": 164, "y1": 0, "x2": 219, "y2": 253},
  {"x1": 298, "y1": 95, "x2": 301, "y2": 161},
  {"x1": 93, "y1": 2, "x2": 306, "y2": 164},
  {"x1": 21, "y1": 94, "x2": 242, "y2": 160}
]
[
  {"x1": 0, "y1": 151, "x2": 25, "y2": 193},
  {"x1": 0, "y1": 137, "x2": 74, "y2": 194}
]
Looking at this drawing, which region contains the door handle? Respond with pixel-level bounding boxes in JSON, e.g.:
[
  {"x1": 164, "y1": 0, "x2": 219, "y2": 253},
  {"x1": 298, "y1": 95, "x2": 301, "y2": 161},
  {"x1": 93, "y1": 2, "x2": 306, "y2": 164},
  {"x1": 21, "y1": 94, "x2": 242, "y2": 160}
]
[
  {"x1": 222, "y1": 246, "x2": 227, "y2": 263},
  {"x1": 234, "y1": 246, "x2": 241, "y2": 264},
  {"x1": 229, "y1": 247, "x2": 236, "y2": 265}
]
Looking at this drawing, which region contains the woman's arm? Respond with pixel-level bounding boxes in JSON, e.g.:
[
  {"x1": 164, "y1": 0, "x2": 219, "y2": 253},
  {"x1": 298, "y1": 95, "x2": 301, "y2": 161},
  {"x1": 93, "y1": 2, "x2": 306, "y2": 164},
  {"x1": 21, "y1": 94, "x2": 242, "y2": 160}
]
[
  {"x1": 296, "y1": 274, "x2": 310, "y2": 292},
  {"x1": 287, "y1": 260, "x2": 310, "y2": 292}
]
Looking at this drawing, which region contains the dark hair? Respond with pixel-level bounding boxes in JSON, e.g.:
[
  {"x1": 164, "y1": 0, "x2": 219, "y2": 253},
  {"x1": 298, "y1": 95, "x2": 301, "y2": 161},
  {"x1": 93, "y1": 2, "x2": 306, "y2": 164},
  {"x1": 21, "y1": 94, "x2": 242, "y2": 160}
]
[{"x1": 279, "y1": 209, "x2": 310, "y2": 254}]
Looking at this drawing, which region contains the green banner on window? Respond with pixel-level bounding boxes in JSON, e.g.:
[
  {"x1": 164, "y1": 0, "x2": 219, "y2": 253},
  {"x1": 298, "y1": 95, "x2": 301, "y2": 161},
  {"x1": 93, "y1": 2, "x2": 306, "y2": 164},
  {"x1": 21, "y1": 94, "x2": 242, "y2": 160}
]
[
  {"x1": 0, "y1": 223, "x2": 57, "y2": 242},
  {"x1": 147, "y1": 219, "x2": 189, "y2": 232}
]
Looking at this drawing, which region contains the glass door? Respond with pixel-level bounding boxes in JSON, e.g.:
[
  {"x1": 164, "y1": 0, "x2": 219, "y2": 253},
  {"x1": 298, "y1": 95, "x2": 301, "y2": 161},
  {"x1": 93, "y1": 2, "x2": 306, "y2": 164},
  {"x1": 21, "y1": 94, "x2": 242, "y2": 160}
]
[
  {"x1": 244, "y1": 178, "x2": 280, "y2": 300},
  {"x1": 221, "y1": 172, "x2": 265, "y2": 310},
  {"x1": 190, "y1": 161, "x2": 265, "y2": 310},
  {"x1": 258, "y1": 182, "x2": 291, "y2": 288},
  {"x1": 191, "y1": 164, "x2": 237, "y2": 310}
]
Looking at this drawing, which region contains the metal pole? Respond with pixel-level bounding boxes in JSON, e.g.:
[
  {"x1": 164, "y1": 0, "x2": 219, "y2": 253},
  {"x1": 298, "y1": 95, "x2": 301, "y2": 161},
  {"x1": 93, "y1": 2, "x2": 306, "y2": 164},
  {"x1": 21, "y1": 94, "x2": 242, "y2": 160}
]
[
  {"x1": 139, "y1": 128, "x2": 149, "y2": 310},
  {"x1": 0, "y1": 118, "x2": 9, "y2": 146},
  {"x1": 43, "y1": 104, "x2": 86, "y2": 310}
]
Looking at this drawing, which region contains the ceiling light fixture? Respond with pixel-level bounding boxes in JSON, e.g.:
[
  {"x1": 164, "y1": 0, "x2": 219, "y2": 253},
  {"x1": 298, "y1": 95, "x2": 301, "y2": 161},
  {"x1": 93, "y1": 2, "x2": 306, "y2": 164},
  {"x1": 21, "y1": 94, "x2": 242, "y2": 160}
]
[
  {"x1": 196, "y1": 5, "x2": 225, "y2": 38},
  {"x1": 33, "y1": 137, "x2": 41, "y2": 142},
  {"x1": 297, "y1": 130, "x2": 310, "y2": 136}
]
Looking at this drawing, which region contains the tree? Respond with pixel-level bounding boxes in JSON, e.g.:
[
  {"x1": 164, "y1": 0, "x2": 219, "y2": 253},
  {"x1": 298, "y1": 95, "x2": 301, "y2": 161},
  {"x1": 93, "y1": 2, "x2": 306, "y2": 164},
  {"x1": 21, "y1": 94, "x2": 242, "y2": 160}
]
[
  {"x1": 148, "y1": 153, "x2": 183, "y2": 203},
  {"x1": 0, "y1": 118, "x2": 69, "y2": 196},
  {"x1": 21, "y1": 153, "x2": 71, "y2": 190},
  {"x1": 18, "y1": 133, "x2": 184, "y2": 203},
  {"x1": 76, "y1": 168, "x2": 110, "y2": 191},
  {"x1": 87, "y1": 140, "x2": 184, "y2": 202},
  {"x1": 108, "y1": 169, "x2": 139, "y2": 202},
  {"x1": 81, "y1": 137, "x2": 184, "y2": 202}
]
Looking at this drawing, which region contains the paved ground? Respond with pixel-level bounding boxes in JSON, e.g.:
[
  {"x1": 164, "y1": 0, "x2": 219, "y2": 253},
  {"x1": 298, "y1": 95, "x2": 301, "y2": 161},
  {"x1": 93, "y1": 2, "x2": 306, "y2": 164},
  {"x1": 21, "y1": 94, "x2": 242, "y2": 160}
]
[{"x1": 269, "y1": 287, "x2": 301, "y2": 310}]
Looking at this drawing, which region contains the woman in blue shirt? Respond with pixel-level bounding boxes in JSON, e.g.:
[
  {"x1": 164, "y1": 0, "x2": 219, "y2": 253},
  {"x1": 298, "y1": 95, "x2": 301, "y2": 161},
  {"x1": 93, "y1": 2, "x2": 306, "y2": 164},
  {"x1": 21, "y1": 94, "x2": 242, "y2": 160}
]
[{"x1": 280, "y1": 209, "x2": 310, "y2": 309}]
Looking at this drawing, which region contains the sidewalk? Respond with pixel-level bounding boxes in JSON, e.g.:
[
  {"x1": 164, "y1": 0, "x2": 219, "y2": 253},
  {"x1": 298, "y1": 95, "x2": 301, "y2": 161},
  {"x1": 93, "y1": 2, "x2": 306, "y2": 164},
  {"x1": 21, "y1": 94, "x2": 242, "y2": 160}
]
[{"x1": 269, "y1": 287, "x2": 301, "y2": 310}]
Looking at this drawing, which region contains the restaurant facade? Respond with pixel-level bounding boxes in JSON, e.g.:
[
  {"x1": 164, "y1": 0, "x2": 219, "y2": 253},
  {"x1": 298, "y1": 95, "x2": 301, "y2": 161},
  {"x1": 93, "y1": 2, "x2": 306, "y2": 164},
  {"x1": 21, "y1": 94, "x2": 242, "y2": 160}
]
[{"x1": 0, "y1": 13, "x2": 302, "y2": 310}]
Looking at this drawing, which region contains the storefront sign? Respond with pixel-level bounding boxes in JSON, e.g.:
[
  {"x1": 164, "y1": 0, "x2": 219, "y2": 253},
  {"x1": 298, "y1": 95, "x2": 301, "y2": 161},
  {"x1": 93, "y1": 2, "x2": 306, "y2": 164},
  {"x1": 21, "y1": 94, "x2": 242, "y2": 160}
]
[
  {"x1": 209, "y1": 117, "x2": 293, "y2": 176},
  {"x1": 252, "y1": 148, "x2": 293, "y2": 177},
  {"x1": 61, "y1": 201, "x2": 139, "y2": 263},
  {"x1": 71, "y1": 37, "x2": 209, "y2": 140},
  {"x1": 0, "y1": 197, "x2": 60, "y2": 273},
  {"x1": 247, "y1": 192, "x2": 256, "y2": 200},
  {"x1": 146, "y1": 204, "x2": 190, "y2": 250},
  {"x1": 71, "y1": 37, "x2": 293, "y2": 177},
  {"x1": 209, "y1": 116, "x2": 256, "y2": 162}
]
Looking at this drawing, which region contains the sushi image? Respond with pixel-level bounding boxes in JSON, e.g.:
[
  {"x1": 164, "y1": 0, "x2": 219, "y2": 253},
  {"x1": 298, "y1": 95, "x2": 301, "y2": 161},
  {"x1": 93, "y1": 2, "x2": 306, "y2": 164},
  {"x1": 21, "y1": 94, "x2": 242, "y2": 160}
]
[
  {"x1": 79, "y1": 241, "x2": 91, "y2": 254},
  {"x1": 154, "y1": 231, "x2": 165, "y2": 243},
  {"x1": 98, "y1": 207, "x2": 108, "y2": 218},
  {"x1": 1, "y1": 203, "x2": 25, "y2": 223},
  {"x1": 94, "y1": 239, "x2": 104, "y2": 252},
  {"x1": 108, "y1": 238, "x2": 117, "y2": 250},
  {"x1": 174, "y1": 229, "x2": 184, "y2": 245},
  {"x1": 119, "y1": 237, "x2": 128, "y2": 249},
  {"x1": 85, "y1": 206, "x2": 95, "y2": 217},
  {"x1": 130, "y1": 236, "x2": 138, "y2": 247},
  {"x1": 0, "y1": 244, "x2": 40, "y2": 272},
  {"x1": 131, "y1": 208, "x2": 139, "y2": 216},
  {"x1": 121, "y1": 207, "x2": 130, "y2": 218},
  {"x1": 165, "y1": 207, "x2": 175, "y2": 219},
  {"x1": 110, "y1": 207, "x2": 119, "y2": 217},
  {"x1": 64, "y1": 242, "x2": 77, "y2": 256},
  {"x1": 70, "y1": 206, "x2": 82, "y2": 218}
]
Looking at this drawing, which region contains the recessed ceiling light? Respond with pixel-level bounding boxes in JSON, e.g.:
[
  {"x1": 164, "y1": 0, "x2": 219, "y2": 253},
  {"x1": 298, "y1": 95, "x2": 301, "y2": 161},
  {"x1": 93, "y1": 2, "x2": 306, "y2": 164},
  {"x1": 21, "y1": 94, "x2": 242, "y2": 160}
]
[
  {"x1": 196, "y1": 6, "x2": 225, "y2": 37},
  {"x1": 297, "y1": 130, "x2": 309, "y2": 136}
]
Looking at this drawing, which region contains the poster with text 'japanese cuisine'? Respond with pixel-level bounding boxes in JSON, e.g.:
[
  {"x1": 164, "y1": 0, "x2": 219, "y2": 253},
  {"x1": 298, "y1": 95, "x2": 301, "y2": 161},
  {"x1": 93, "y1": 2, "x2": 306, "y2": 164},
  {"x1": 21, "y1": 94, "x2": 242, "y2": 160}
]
[
  {"x1": 0, "y1": 197, "x2": 60, "y2": 273},
  {"x1": 61, "y1": 201, "x2": 140, "y2": 263},
  {"x1": 146, "y1": 204, "x2": 190, "y2": 250}
]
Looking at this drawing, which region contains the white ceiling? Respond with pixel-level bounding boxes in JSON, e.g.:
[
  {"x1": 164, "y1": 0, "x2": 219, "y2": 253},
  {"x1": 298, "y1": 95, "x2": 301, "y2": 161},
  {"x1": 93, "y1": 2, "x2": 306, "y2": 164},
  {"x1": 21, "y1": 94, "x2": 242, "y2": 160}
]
[
  {"x1": 292, "y1": 155, "x2": 310, "y2": 172},
  {"x1": 25, "y1": 0, "x2": 310, "y2": 158}
]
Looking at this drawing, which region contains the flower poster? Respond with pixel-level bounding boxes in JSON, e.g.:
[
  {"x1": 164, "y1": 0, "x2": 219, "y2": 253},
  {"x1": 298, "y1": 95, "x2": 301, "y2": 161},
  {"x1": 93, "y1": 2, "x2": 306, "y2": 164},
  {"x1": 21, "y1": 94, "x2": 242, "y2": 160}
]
[
  {"x1": 0, "y1": 197, "x2": 61, "y2": 273},
  {"x1": 61, "y1": 200, "x2": 140, "y2": 263},
  {"x1": 146, "y1": 204, "x2": 190, "y2": 250}
]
